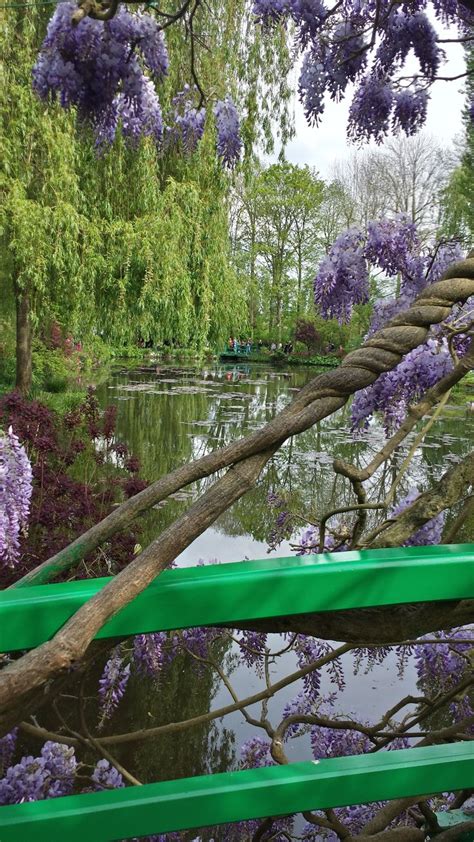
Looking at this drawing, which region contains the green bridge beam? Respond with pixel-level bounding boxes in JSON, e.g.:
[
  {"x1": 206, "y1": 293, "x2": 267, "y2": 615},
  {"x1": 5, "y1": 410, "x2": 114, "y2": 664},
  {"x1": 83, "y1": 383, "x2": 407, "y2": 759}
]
[
  {"x1": 0, "y1": 743, "x2": 472, "y2": 841},
  {"x1": 1, "y1": 544, "x2": 473, "y2": 652}
]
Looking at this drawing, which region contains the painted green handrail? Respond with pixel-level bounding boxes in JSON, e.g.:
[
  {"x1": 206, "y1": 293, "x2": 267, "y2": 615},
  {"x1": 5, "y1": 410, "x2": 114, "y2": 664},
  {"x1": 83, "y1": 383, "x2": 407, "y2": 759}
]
[
  {"x1": 1, "y1": 543, "x2": 473, "y2": 652},
  {"x1": 0, "y1": 743, "x2": 472, "y2": 841},
  {"x1": 1, "y1": 544, "x2": 473, "y2": 839}
]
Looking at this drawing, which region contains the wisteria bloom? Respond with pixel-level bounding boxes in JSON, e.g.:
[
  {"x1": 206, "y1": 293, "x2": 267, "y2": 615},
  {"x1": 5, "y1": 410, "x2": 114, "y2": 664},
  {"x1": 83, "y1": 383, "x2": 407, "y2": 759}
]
[
  {"x1": 0, "y1": 426, "x2": 33, "y2": 567},
  {"x1": 351, "y1": 338, "x2": 453, "y2": 433},
  {"x1": 33, "y1": 3, "x2": 168, "y2": 149},
  {"x1": 214, "y1": 97, "x2": 242, "y2": 168},
  {"x1": 166, "y1": 85, "x2": 206, "y2": 155},
  {"x1": 91, "y1": 759, "x2": 124, "y2": 790},
  {"x1": 314, "y1": 228, "x2": 369, "y2": 322},
  {"x1": 98, "y1": 648, "x2": 131, "y2": 726},
  {"x1": 0, "y1": 742, "x2": 77, "y2": 805},
  {"x1": 133, "y1": 632, "x2": 166, "y2": 677},
  {"x1": 0, "y1": 730, "x2": 18, "y2": 777}
]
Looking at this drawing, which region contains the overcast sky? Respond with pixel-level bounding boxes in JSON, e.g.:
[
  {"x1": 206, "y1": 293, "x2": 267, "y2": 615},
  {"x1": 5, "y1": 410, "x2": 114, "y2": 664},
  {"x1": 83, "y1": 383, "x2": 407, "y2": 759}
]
[{"x1": 278, "y1": 38, "x2": 467, "y2": 179}]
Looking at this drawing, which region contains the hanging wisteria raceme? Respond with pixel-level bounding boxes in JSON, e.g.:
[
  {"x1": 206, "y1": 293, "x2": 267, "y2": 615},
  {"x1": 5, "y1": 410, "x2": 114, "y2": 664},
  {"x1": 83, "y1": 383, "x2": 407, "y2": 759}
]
[
  {"x1": 33, "y1": 2, "x2": 168, "y2": 149},
  {"x1": 415, "y1": 628, "x2": 474, "y2": 693},
  {"x1": 132, "y1": 632, "x2": 166, "y2": 678},
  {"x1": 313, "y1": 215, "x2": 470, "y2": 432},
  {"x1": 97, "y1": 647, "x2": 131, "y2": 727},
  {"x1": 165, "y1": 86, "x2": 206, "y2": 155},
  {"x1": 0, "y1": 730, "x2": 17, "y2": 777},
  {"x1": 314, "y1": 227, "x2": 369, "y2": 322},
  {"x1": 351, "y1": 338, "x2": 454, "y2": 433},
  {"x1": 364, "y1": 216, "x2": 420, "y2": 280},
  {"x1": 392, "y1": 89, "x2": 429, "y2": 136},
  {"x1": 32, "y1": 5, "x2": 243, "y2": 163},
  {"x1": 0, "y1": 426, "x2": 33, "y2": 568},
  {"x1": 254, "y1": 0, "x2": 473, "y2": 142},
  {"x1": 365, "y1": 238, "x2": 464, "y2": 336},
  {"x1": 214, "y1": 97, "x2": 242, "y2": 168}
]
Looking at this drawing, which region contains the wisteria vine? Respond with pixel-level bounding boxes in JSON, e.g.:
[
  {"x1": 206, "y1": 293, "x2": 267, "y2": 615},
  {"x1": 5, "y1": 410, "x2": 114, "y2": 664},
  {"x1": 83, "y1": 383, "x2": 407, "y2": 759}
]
[
  {"x1": 254, "y1": 0, "x2": 474, "y2": 142},
  {"x1": 32, "y1": 2, "x2": 242, "y2": 166}
]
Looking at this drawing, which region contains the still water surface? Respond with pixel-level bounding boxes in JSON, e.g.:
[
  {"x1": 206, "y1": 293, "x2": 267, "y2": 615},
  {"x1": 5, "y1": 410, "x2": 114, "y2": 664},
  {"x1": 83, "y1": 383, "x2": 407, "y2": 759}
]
[{"x1": 91, "y1": 362, "x2": 473, "y2": 791}]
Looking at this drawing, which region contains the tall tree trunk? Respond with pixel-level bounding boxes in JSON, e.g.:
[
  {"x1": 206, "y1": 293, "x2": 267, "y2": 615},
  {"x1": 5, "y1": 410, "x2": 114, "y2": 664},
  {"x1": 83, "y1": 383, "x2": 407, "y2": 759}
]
[
  {"x1": 249, "y1": 223, "x2": 257, "y2": 332},
  {"x1": 15, "y1": 285, "x2": 32, "y2": 395},
  {"x1": 295, "y1": 246, "x2": 303, "y2": 324}
]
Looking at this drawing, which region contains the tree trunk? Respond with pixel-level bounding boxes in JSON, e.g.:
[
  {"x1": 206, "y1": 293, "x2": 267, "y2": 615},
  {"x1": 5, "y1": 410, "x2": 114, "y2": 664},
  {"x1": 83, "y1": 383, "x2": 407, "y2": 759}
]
[
  {"x1": 295, "y1": 245, "x2": 303, "y2": 324},
  {"x1": 249, "y1": 223, "x2": 257, "y2": 332},
  {"x1": 15, "y1": 286, "x2": 32, "y2": 396}
]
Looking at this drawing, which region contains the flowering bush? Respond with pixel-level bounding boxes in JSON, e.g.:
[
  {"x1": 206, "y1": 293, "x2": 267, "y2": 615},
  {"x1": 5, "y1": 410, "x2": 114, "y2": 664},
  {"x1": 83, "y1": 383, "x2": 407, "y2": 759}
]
[{"x1": 0, "y1": 388, "x2": 146, "y2": 585}]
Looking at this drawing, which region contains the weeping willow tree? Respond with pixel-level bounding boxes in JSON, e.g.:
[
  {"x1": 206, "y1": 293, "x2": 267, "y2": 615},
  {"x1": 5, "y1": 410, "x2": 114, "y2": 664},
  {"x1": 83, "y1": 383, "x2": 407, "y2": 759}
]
[
  {"x1": 79, "y1": 137, "x2": 246, "y2": 349},
  {"x1": 0, "y1": 7, "x2": 100, "y2": 393},
  {"x1": 77, "y1": 0, "x2": 294, "y2": 349},
  {"x1": 0, "y1": 1, "x2": 292, "y2": 392}
]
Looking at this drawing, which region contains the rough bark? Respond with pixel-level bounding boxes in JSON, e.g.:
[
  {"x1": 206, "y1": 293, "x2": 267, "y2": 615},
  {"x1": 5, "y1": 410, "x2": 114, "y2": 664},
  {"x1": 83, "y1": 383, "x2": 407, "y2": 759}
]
[{"x1": 15, "y1": 285, "x2": 32, "y2": 396}]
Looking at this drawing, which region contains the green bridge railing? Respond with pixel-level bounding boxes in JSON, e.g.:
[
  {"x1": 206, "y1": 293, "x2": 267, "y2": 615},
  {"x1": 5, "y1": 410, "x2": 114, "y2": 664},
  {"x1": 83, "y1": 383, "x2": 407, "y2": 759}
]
[{"x1": 0, "y1": 543, "x2": 473, "y2": 841}]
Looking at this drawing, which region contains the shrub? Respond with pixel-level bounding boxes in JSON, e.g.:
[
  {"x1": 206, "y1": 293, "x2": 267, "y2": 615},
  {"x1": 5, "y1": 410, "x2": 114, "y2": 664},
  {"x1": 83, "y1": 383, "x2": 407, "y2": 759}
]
[{"x1": 0, "y1": 389, "x2": 146, "y2": 587}]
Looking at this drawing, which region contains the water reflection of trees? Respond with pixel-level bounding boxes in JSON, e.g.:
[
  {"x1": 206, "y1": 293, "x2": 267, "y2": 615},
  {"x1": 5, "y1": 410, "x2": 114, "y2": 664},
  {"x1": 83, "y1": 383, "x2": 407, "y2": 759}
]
[
  {"x1": 97, "y1": 365, "x2": 474, "y2": 549},
  {"x1": 109, "y1": 654, "x2": 235, "y2": 785}
]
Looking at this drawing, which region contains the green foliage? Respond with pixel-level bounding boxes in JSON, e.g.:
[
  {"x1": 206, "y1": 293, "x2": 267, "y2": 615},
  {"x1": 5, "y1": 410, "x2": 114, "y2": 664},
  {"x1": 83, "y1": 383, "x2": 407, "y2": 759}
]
[
  {"x1": 232, "y1": 162, "x2": 326, "y2": 340},
  {"x1": 288, "y1": 353, "x2": 339, "y2": 367},
  {"x1": 33, "y1": 390, "x2": 86, "y2": 414},
  {"x1": 1, "y1": 0, "x2": 293, "y2": 391},
  {"x1": 440, "y1": 47, "x2": 474, "y2": 242},
  {"x1": 30, "y1": 345, "x2": 76, "y2": 392}
]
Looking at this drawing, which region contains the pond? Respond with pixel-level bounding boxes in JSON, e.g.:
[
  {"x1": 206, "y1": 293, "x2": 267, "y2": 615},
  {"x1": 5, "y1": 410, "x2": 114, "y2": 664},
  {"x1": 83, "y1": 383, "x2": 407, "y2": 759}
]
[{"x1": 87, "y1": 361, "x2": 474, "y2": 818}]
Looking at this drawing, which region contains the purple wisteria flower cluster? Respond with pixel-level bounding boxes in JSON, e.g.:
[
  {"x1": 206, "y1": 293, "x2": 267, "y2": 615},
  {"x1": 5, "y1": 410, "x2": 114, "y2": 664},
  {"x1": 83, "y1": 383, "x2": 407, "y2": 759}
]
[
  {"x1": 254, "y1": 0, "x2": 472, "y2": 142},
  {"x1": 312, "y1": 214, "x2": 468, "y2": 432},
  {"x1": 98, "y1": 647, "x2": 131, "y2": 728},
  {"x1": 0, "y1": 426, "x2": 33, "y2": 567},
  {"x1": 0, "y1": 742, "x2": 77, "y2": 805},
  {"x1": 314, "y1": 228, "x2": 369, "y2": 322},
  {"x1": 97, "y1": 625, "x2": 222, "y2": 729},
  {"x1": 133, "y1": 632, "x2": 166, "y2": 678},
  {"x1": 33, "y1": 3, "x2": 168, "y2": 149},
  {"x1": 91, "y1": 759, "x2": 124, "y2": 790},
  {"x1": 33, "y1": 5, "x2": 242, "y2": 164},
  {"x1": 351, "y1": 338, "x2": 454, "y2": 433},
  {"x1": 0, "y1": 747, "x2": 130, "y2": 805},
  {"x1": 214, "y1": 97, "x2": 242, "y2": 168},
  {"x1": 314, "y1": 216, "x2": 462, "y2": 328},
  {"x1": 165, "y1": 86, "x2": 206, "y2": 156},
  {"x1": 0, "y1": 730, "x2": 18, "y2": 777}
]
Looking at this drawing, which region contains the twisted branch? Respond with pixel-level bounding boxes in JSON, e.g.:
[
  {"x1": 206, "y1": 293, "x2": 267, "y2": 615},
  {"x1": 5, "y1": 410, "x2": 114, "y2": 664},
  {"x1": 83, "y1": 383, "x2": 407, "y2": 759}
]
[{"x1": 2, "y1": 260, "x2": 474, "y2": 733}]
